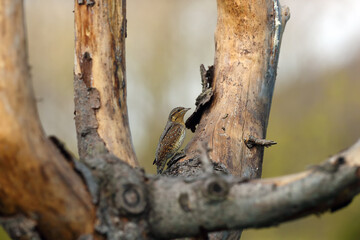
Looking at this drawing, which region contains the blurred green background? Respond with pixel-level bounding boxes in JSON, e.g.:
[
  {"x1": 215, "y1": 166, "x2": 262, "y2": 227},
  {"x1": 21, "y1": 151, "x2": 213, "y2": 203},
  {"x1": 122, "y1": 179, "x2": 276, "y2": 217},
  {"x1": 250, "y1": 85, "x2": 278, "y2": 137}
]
[{"x1": 1, "y1": 0, "x2": 360, "y2": 239}]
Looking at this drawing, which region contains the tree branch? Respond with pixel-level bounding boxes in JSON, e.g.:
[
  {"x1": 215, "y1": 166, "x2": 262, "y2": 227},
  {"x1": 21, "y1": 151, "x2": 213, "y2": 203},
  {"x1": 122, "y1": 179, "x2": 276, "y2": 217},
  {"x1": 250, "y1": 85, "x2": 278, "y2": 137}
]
[
  {"x1": 148, "y1": 139, "x2": 360, "y2": 239},
  {"x1": 0, "y1": 1, "x2": 95, "y2": 239},
  {"x1": 74, "y1": 0, "x2": 138, "y2": 166}
]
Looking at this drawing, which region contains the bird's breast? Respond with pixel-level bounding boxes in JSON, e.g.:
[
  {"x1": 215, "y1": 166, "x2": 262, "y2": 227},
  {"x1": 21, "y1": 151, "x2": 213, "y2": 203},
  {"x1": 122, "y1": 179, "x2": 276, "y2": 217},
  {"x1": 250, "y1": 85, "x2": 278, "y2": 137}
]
[{"x1": 172, "y1": 128, "x2": 186, "y2": 150}]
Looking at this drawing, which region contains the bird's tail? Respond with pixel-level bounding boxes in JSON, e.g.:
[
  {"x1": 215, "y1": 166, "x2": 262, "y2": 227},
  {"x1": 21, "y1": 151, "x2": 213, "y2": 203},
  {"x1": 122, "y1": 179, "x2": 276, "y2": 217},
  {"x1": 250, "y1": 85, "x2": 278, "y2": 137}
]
[{"x1": 157, "y1": 159, "x2": 167, "y2": 174}]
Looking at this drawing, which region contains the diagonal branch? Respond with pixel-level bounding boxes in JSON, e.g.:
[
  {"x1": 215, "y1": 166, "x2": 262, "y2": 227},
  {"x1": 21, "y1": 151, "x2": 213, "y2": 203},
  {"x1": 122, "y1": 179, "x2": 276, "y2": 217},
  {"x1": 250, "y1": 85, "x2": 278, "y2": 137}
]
[{"x1": 148, "y1": 139, "x2": 360, "y2": 239}]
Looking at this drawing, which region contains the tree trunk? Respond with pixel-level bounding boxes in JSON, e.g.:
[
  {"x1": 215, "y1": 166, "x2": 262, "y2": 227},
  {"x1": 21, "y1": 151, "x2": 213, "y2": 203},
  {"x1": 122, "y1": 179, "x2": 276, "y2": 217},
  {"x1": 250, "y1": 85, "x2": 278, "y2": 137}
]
[
  {"x1": 172, "y1": 1, "x2": 289, "y2": 238},
  {"x1": 184, "y1": 0, "x2": 289, "y2": 178}
]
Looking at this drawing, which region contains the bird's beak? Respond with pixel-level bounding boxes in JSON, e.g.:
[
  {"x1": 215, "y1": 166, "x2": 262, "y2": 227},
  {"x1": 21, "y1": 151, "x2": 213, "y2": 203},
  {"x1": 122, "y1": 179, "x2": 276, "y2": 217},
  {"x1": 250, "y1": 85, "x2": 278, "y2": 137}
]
[{"x1": 180, "y1": 108, "x2": 191, "y2": 116}]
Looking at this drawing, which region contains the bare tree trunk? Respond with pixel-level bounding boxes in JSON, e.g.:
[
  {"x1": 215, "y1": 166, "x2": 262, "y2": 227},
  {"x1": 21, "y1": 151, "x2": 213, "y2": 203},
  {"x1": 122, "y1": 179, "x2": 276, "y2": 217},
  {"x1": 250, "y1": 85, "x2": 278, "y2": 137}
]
[
  {"x1": 185, "y1": 0, "x2": 289, "y2": 177},
  {"x1": 171, "y1": 1, "x2": 289, "y2": 239}
]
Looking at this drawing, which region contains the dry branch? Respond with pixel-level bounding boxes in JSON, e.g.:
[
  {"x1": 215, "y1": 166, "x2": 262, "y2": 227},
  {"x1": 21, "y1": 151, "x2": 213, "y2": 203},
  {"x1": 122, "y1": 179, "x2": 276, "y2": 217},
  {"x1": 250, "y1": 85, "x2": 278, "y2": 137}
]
[
  {"x1": 74, "y1": 0, "x2": 138, "y2": 167},
  {"x1": 0, "y1": 1, "x2": 95, "y2": 239},
  {"x1": 149, "y1": 139, "x2": 360, "y2": 239}
]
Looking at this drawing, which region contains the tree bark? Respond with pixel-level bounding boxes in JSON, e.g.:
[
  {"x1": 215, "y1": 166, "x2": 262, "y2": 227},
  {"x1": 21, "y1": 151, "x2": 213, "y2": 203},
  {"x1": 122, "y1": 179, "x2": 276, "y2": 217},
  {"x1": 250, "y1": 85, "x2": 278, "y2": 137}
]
[
  {"x1": 74, "y1": 0, "x2": 138, "y2": 167},
  {"x1": 175, "y1": 0, "x2": 289, "y2": 239},
  {"x1": 0, "y1": 1, "x2": 95, "y2": 239},
  {"x1": 184, "y1": 0, "x2": 289, "y2": 178}
]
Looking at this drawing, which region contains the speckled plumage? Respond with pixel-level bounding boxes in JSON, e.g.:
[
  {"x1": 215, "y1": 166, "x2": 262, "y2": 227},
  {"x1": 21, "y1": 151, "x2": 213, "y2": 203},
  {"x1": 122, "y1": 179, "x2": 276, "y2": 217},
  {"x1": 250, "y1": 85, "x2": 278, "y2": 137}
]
[{"x1": 153, "y1": 107, "x2": 190, "y2": 174}]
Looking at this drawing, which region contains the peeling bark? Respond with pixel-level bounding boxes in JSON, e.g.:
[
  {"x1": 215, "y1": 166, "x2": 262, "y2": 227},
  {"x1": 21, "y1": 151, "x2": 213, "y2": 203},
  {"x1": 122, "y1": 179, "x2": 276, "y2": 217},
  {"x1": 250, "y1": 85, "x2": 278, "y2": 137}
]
[
  {"x1": 185, "y1": 65, "x2": 214, "y2": 133},
  {"x1": 74, "y1": 0, "x2": 138, "y2": 167}
]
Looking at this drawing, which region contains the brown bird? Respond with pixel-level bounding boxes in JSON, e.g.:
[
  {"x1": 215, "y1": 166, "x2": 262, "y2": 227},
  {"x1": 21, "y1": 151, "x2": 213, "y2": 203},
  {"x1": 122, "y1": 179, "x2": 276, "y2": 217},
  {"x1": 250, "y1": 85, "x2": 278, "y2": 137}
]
[{"x1": 153, "y1": 107, "x2": 190, "y2": 174}]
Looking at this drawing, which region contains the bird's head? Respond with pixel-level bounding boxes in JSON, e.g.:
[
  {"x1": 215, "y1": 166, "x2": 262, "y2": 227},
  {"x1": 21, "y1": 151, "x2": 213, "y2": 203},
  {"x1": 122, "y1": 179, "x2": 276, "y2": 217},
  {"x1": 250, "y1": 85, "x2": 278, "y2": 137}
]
[{"x1": 168, "y1": 107, "x2": 191, "y2": 124}]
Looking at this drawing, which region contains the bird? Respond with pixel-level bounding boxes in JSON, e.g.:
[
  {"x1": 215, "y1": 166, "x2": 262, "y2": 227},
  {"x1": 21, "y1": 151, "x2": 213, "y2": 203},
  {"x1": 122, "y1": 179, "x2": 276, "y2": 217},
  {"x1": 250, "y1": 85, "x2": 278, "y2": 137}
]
[{"x1": 153, "y1": 107, "x2": 191, "y2": 174}]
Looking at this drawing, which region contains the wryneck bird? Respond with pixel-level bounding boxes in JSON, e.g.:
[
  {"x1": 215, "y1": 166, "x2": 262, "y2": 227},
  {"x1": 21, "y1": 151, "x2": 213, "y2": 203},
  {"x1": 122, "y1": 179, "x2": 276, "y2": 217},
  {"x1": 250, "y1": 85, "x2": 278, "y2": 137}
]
[{"x1": 153, "y1": 107, "x2": 190, "y2": 174}]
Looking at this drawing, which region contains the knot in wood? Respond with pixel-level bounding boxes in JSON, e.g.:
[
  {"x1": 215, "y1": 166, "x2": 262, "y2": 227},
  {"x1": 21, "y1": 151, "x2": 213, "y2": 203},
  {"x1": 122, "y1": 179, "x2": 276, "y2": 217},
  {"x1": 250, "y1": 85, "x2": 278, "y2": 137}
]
[
  {"x1": 203, "y1": 177, "x2": 229, "y2": 201},
  {"x1": 115, "y1": 183, "x2": 146, "y2": 215},
  {"x1": 179, "y1": 193, "x2": 191, "y2": 212},
  {"x1": 124, "y1": 188, "x2": 140, "y2": 207}
]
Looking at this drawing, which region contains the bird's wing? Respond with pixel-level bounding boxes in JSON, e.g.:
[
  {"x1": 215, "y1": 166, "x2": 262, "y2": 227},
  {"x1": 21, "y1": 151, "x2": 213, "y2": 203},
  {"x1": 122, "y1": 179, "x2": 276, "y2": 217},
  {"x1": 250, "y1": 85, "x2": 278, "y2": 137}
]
[
  {"x1": 159, "y1": 122, "x2": 173, "y2": 146},
  {"x1": 153, "y1": 122, "x2": 172, "y2": 165},
  {"x1": 154, "y1": 122, "x2": 183, "y2": 166}
]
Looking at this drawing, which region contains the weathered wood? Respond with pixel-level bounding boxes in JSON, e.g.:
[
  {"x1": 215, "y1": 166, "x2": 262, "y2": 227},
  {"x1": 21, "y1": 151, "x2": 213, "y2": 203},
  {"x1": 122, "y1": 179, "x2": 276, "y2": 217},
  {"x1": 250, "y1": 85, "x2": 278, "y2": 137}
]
[
  {"x1": 174, "y1": 1, "x2": 289, "y2": 239},
  {"x1": 149, "y1": 139, "x2": 360, "y2": 239},
  {"x1": 184, "y1": 0, "x2": 290, "y2": 178},
  {"x1": 0, "y1": 1, "x2": 95, "y2": 239},
  {"x1": 74, "y1": 0, "x2": 138, "y2": 166}
]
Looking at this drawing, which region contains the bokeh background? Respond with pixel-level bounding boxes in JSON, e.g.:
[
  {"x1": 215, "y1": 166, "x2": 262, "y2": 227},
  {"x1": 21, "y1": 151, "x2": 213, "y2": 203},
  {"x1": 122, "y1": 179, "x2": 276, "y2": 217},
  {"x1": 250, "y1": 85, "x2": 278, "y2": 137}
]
[{"x1": 1, "y1": 0, "x2": 360, "y2": 239}]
